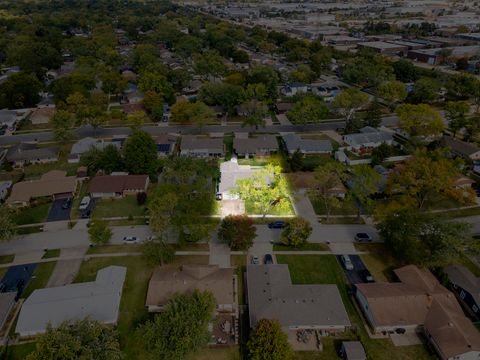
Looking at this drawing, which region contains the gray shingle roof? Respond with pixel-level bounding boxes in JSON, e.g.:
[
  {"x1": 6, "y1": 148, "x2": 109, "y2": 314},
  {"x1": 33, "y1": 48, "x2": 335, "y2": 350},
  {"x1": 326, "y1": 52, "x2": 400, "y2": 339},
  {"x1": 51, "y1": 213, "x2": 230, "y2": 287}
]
[
  {"x1": 445, "y1": 265, "x2": 480, "y2": 305},
  {"x1": 6, "y1": 143, "x2": 59, "y2": 162},
  {"x1": 181, "y1": 136, "x2": 224, "y2": 152},
  {"x1": 16, "y1": 266, "x2": 126, "y2": 337},
  {"x1": 233, "y1": 135, "x2": 278, "y2": 155},
  {"x1": 282, "y1": 133, "x2": 332, "y2": 153},
  {"x1": 246, "y1": 264, "x2": 350, "y2": 328}
]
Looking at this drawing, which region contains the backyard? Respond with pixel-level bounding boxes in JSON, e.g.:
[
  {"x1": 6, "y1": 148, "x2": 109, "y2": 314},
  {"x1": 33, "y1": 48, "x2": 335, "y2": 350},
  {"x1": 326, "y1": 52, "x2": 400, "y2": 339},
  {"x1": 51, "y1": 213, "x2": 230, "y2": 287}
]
[{"x1": 276, "y1": 255, "x2": 436, "y2": 360}]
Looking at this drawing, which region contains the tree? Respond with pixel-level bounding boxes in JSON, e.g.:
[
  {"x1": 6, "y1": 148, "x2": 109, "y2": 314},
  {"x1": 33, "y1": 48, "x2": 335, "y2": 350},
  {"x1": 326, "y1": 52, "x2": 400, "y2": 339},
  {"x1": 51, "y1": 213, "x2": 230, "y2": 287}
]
[
  {"x1": 126, "y1": 111, "x2": 148, "y2": 130},
  {"x1": 377, "y1": 80, "x2": 407, "y2": 108},
  {"x1": 88, "y1": 219, "x2": 112, "y2": 246},
  {"x1": 0, "y1": 206, "x2": 16, "y2": 242},
  {"x1": 397, "y1": 103, "x2": 444, "y2": 137},
  {"x1": 239, "y1": 100, "x2": 268, "y2": 129},
  {"x1": 123, "y1": 130, "x2": 158, "y2": 178},
  {"x1": 138, "y1": 70, "x2": 173, "y2": 103},
  {"x1": 235, "y1": 164, "x2": 290, "y2": 218},
  {"x1": 0, "y1": 72, "x2": 42, "y2": 109},
  {"x1": 386, "y1": 149, "x2": 474, "y2": 209},
  {"x1": 445, "y1": 100, "x2": 470, "y2": 137},
  {"x1": 171, "y1": 99, "x2": 215, "y2": 127},
  {"x1": 288, "y1": 150, "x2": 304, "y2": 172},
  {"x1": 142, "y1": 238, "x2": 175, "y2": 266},
  {"x1": 26, "y1": 319, "x2": 123, "y2": 360},
  {"x1": 247, "y1": 319, "x2": 294, "y2": 360},
  {"x1": 364, "y1": 99, "x2": 382, "y2": 128},
  {"x1": 143, "y1": 90, "x2": 164, "y2": 122},
  {"x1": 193, "y1": 50, "x2": 227, "y2": 80},
  {"x1": 288, "y1": 64, "x2": 316, "y2": 84},
  {"x1": 287, "y1": 96, "x2": 328, "y2": 124},
  {"x1": 332, "y1": 88, "x2": 369, "y2": 125},
  {"x1": 408, "y1": 77, "x2": 440, "y2": 103},
  {"x1": 100, "y1": 71, "x2": 127, "y2": 111},
  {"x1": 464, "y1": 114, "x2": 480, "y2": 141},
  {"x1": 140, "y1": 290, "x2": 215, "y2": 360},
  {"x1": 377, "y1": 207, "x2": 475, "y2": 267},
  {"x1": 392, "y1": 59, "x2": 419, "y2": 83},
  {"x1": 371, "y1": 143, "x2": 394, "y2": 166},
  {"x1": 80, "y1": 144, "x2": 124, "y2": 175},
  {"x1": 198, "y1": 82, "x2": 245, "y2": 120},
  {"x1": 280, "y1": 217, "x2": 312, "y2": 248},
  {"x1": 218, "y1": 215, "x2": 256, "y2": 251},
  {"x1": 311, "y1": 161, "x2": 346, "y2": 221},
  {"x1": 51, "y1": 110, "x2": 75, "y2": 142},
  {"x1": 347, "y1": 165, "x2": 382, "y2": 217}
]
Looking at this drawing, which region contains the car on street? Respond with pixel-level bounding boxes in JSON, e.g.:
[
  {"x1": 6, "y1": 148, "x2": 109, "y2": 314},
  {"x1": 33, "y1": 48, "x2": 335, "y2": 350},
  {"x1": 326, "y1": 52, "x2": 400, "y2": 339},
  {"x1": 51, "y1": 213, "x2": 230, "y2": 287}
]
[
  {"x1": 340, "y1": 255, "x2": 354, "y2": 270},
  {"x1": 123, "y1": 236, "x2": 139, "y2": 244},
  {"x1": 359, "y1": 269, "x2": 374, "y2": 283},
  {"x1": 264, "y1": 254, "x2": 274, "y2": 264},
  {"x1": 251, "y1": 256, "x2": 260, "y2": 265},
  {"x1": 268, "y1": 221, "x2": 286, "y2": 229},
  {"x1": 61, "y1": 198, "x2": 72, "y2": 210},
  {"x1": 355, "y1": 233, "x2": 372, "y2": 242}
]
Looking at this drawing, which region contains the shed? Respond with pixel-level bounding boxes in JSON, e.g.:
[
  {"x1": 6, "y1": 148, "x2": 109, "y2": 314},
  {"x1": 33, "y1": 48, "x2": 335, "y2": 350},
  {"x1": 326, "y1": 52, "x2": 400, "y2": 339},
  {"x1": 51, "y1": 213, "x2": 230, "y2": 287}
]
[{"x1": 341, "y1": 341, "x2": 366, "y2": 360}]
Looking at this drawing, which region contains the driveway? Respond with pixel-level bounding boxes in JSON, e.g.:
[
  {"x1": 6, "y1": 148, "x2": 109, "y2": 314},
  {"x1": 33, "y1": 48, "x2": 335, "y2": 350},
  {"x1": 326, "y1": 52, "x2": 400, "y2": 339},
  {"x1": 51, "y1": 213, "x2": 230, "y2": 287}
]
[
  {"x1": 46, "y1": 247, "x2": 86, "y2": 287},
  {"x1": 337, "y1": 255, "x2": 372, "y2": 285},
  {"x1": 1, "y1": 263, "x2": 37, "y2": 298},
  {"x1": 47, "y1": 199, "x2": 71, "y2": 222}
]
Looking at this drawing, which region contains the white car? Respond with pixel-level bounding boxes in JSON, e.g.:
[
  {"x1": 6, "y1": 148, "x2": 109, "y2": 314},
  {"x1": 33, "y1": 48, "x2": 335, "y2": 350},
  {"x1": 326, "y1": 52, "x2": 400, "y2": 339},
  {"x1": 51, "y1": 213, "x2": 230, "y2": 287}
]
[
  {"x1": 251, "y1": 256, "x2": 260, "y2": 265},
  {"x1": 123, "y1": 236, "x2": 139, "y2": 244},
  {"x1": 341, "y1": 255, "x2": 354, "y2": 271},
  {"x1": 79, "y1": 196, "x2": 91, "y2": 211}
]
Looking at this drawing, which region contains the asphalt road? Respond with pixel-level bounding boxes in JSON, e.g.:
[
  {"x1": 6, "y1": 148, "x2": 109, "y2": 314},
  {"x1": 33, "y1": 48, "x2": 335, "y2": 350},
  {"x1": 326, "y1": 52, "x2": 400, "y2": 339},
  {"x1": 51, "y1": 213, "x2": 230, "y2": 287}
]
[{"x1": 0, "y1": 116, "x2": 400, "y2": 145}]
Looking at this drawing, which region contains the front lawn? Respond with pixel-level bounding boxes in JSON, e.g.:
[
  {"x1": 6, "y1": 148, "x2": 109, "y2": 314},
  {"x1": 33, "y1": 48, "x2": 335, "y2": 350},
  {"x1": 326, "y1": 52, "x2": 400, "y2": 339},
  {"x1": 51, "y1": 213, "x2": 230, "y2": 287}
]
[
  {"x1": 73, "y1": 255, "x2": 208, "y2": 359},
  {"x1": 93, "y1": 196, "x2": 146, "y2": 219},
  {"x1": 0, "y1": 255, "x2": 14, "y2": 264},
  {"x1": 14, "y1": 203, "x2": 51, "y2": 225},
  {"x1": 86, "y1": 244, "x2": 142, "y2": 255},
  {"x1": 356, "y1": 243, "x2": 403, "y2": 282},
  {"x1": 273, "y1": 243, "x2": 329, "y2": 251},
  {"x1": 309, "y1": 194, "x2": 357, "y2": 216},
  {"x1": 194, "y1": 347, "x2": 240, "y2": 360},
  {"x1": 21, "y1": 261, "x2": 57, "y2": 299},
  {"x1": 276, "y1": 255, "x2": 435, "y2": 360},
  {"x1": 42, "y1": 249, "x2": 60, "y2": 259}
]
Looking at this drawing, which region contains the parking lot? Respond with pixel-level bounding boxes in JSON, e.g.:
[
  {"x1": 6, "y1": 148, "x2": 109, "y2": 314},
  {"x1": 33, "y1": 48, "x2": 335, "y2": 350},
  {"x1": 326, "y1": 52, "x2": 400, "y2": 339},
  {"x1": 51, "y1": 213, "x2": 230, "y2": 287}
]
[
  {"x1": 337, "y1": 255, "x2": 373, "y2": 285},
  {"x1": 47, "y1": 198, "x2": 71, "y2": 222}
]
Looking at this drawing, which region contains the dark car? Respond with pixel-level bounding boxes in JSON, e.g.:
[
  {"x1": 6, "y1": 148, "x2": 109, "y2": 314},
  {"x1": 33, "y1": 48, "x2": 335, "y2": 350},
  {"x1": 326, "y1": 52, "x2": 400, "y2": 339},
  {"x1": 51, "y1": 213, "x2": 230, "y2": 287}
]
[
  {"x1": 268, "y1": 221, "x2": 286, "y2": 229},
  {"x1": 359, "y1": 269, "x2": 374, "y2": 283},
  {"x1": 81, "y1": 210, "x2": 91, "y2": 219},
  {"x1": 355, "y1": 233, "x2": 372, "y2": 242},
  {"x1": 264, "y1": 254, "x2": 274, "y2": 264},
  {"x1": 62, "y1": 198, "x2": 72, "y2": 210}
]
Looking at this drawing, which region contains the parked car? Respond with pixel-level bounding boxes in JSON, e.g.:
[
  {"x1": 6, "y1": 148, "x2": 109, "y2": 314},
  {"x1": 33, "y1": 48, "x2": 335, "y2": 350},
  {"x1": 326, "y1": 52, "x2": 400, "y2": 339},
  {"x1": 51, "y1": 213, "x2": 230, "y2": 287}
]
[
  {"x1": 264, "y1": 254, "x2": 274, "y2": 264},
  {"x1": 80, "y1": 210, "x2": 91, "y2": 219},
  {"x1": 79, "y1": 196, "x2": 91, "y2": 210},
  {"x1": 251, "y1": 255, "x2": 260, "y2": 265},
  {"x1": 123, "y1": 236, "x2": 139, "y2": 244},
  {"x1": 359, "y1": 269, "x2": 374, "y2": 283},
  {"x1": 341, "y1": 255, "x2": 354, "y2": 270},
  {"x1": 62, "y1": 198, "x2": 72, "y2": 209},
  {"x1": 268, "y1": 221, "x2": 286, "y2": 229},
  {"x1": 355, "y1": 233, "x2": 372, "y2": 242}
]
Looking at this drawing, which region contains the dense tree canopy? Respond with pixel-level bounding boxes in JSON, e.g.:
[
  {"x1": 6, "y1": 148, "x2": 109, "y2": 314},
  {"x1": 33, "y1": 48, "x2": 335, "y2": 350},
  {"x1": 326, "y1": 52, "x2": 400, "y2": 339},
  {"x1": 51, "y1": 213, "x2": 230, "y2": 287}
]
[
  {"x1": 247, "y1": 319, "x2": 294, "y2": 360},
  {"x1": 218, "y1": 215, "x2": 257, "y2": 251},
  {"x1": 123, "y1": 130, "x2": 158, "y2": 178}
]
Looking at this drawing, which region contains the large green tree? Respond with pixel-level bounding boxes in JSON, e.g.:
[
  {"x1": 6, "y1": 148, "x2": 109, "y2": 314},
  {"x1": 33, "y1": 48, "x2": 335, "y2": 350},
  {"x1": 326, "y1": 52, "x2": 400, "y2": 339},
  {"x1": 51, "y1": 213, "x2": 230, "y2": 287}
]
[
  {"x1": 123, "y1": 130, "x2": 158, "y2": 178},
  {"x1": 445, "y1": 100, "x2": 470, "y2": 137},
  {"x1": 397, "y1": 103, "x2": 444, "y2": 137},
  {"x1": 88, "y1": 219, "x2": 112, "y2": 246},
  {"x1": 26, "y1": 319, "x2": 123, "y2": 360},
  {"x1": 247, "y1": 319, "x2": 294, "y2": 360},
  {"x1": 51, "y1": 110, "x2": 75, "y2": 142},
  {"x1": 218, "y1": 215, "x2": 256, "y2": 251},
  {"x1": 347, "y1": 164, "x2": 382, "y2": 217},
  {"x1": 280, "y1": 217, "x2": 312, "y2": 248},
  {"x1": 140, "y1": 290, "x2": 215, "y2": 360},
  {"x1": 0, "y1": 72, "x2": 42, "y2": 109},
  {"x1": 332, "y1": 88, "x2": 369, "y2": 126},
  {"x1": 287, "y1": 96, "x2": 328, "y2": 124}
]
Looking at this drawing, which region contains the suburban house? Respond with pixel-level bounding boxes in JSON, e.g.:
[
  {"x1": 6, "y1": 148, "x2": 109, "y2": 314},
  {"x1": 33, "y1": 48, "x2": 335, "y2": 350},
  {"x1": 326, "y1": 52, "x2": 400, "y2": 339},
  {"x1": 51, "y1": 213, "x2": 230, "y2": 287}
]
[
  {"x1": 29, "y1": 107, "x2": 55, "y2": 125},
  {"x1": 88, "y1": 174, "x2": 149, "y2": 198},
  {"x1": 275, "y1": 102, "x2": 293, "y2": 114},
  {"x1": 454, "y1": 175, "x2": 475, "y2": 189},
  {"x1": 312, "y1": 84, "x2": 340, "y2": 102},
  {"x1": 445, "y1": 265, "x2": 480, "y2": 321},
  {"x1": 355, "y1": 265, "x2": 480, "y2": 360},
  {"x1": 282, "y1": 133, "x2": 333, "y2": 155},
  {"x1": 281, "y1": 82, "x2": 309, "y2": 97},
  {"x1": 6, "y1": 143, "x2": 59, "y2": 167},
  {"x1": 440, "y1": 135, "x2": 480, "y2": 162},
  {"x1": 155, "y1": 134, "x2": 178, "y2": 157},
  {"x1": 0, "y1": 180, "x2": 12, "y2": 202},
  {"x1": 233, "y1": 135, "x2": 279, "y2": 157},
  {"x1": 7, "y1": 170, "x2": 78, "y2": 207},
  {"x1": 247, "y1": 264, "x2": 351, "y2": 351},
  {"x1": 182, "y1": 79, "x2": 203, "y2": 95},
  {"x1": 15, "y1": 266, "x2": 126, "y2": 337},
  {"x1": 68, "y1": 137, "x2": 120, "y2": 163},
  {"x1": 146, "y1": 265, "x2": 236, "y2": 313},
  {"x1": 180, "y1": 136, "x2": 225, "y2": 158},
  {"x1": 343, "y1": 127, "x2": 394, "y2": 154}
]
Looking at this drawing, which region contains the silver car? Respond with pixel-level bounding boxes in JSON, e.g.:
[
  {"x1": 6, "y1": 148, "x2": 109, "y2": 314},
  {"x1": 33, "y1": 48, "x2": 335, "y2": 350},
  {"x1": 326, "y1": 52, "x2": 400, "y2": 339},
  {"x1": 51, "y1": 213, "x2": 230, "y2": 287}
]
[{"x1": 341, "y1": 255, "x2": 354, "y2": 270}]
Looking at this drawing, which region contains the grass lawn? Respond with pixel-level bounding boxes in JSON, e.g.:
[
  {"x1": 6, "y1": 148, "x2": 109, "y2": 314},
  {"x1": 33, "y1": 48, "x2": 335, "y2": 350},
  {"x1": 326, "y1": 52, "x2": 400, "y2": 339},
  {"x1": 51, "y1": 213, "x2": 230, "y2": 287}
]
[
  {"x1": 224, "y1": 134, "x2": 234, "y2": 161},
  {"x1": 276, "y1": 255, "x2": 435, "y2": 360},
  {"x1": 273, "y1": 243, "x2": 329, "y2": 251},
  {"x1": 16, "y1": 226, "x2": 43, "y2": 235},
  {"x1": 87, "y1": 244, "x2": 142, "y2": 255},
  {"x1": 194, "y1": 347, "x2": 240, "y2": 360},
  {"x1": 310, "y1": 195, "x2": 357, "y2": 216},
  {"x1": 73, "y1": 255, "x2": 208, "y2": 359},
  {"x1": 93, "y1": 196, "x2": 146, "y2": 219},
  {"x1": 41, "y1": 249, "x2": 60, "y2": 259},
  {"x1": 23, "y1": 143, "x2": 77, "y2": 179},
  {"x1": 21, "y1": 261, "x2": 56, "y2": 299},
  {"x1": 356, "y1": 243, "x2": 403, "y2": 282},
  {"x1": 3, "y1": 342, "x2": 37, "y2": 360},
  {"x1": 14, "y1": 203, "x2": 51, "y2": 225},
  {"x1": 0, "y1": 255, "x2": 14, "y2": 264}
]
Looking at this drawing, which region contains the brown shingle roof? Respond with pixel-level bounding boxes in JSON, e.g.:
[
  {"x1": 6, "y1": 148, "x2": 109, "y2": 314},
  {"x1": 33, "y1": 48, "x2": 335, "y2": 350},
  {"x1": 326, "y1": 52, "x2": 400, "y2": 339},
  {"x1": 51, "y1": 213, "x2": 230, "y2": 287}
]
[
  {"x1": 88, "y1": 175, "x2": 148, "y2": 194},
  {"x1": 145, "y1": 265, "x2": 234, "y2": 307}
]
